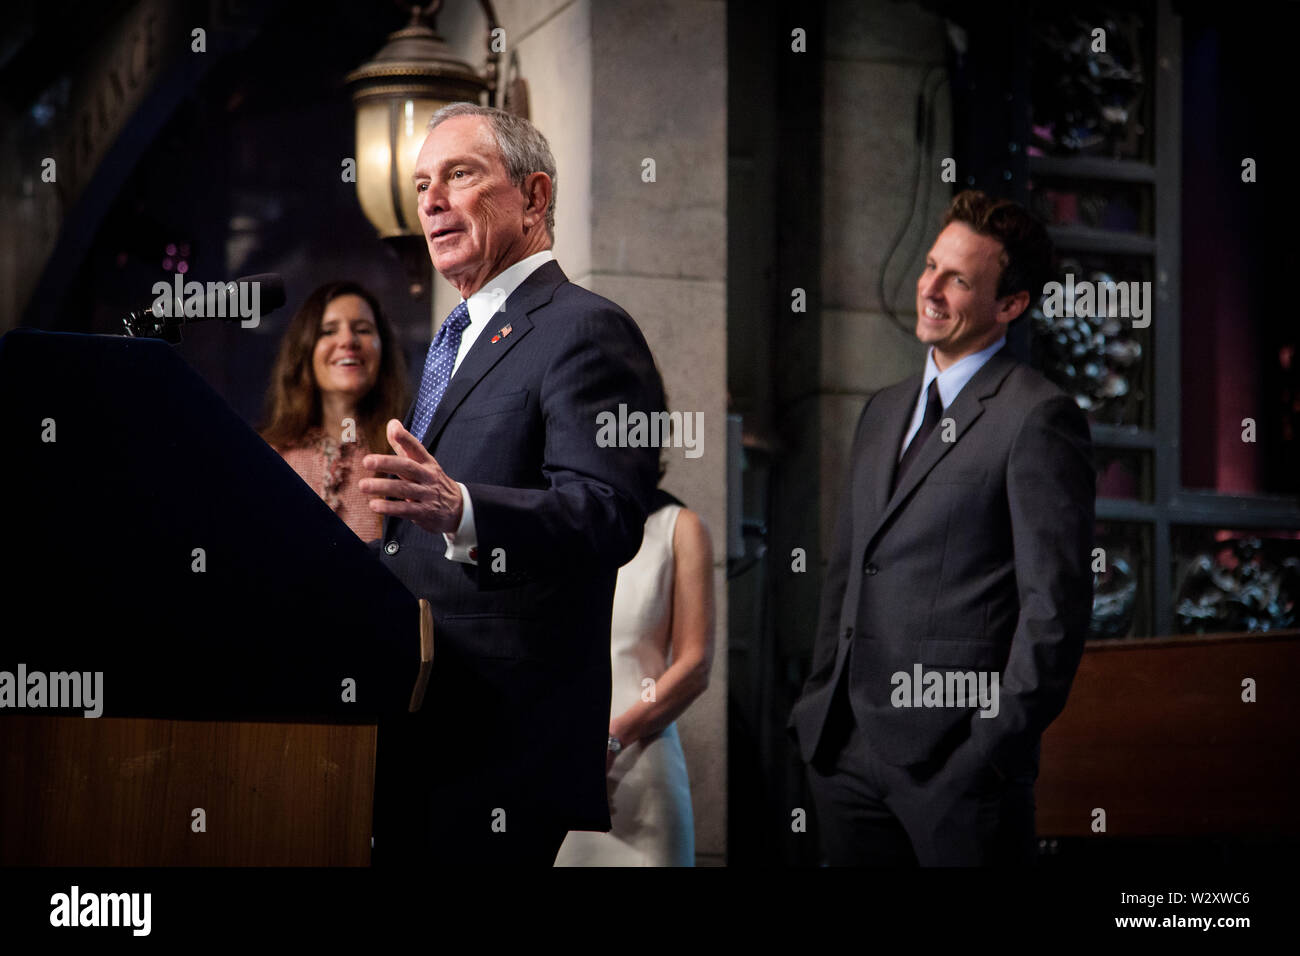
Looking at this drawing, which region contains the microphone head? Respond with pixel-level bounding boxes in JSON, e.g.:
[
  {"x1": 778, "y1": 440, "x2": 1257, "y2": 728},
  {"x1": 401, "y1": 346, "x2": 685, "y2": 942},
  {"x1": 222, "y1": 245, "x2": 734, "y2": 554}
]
[{"x1": 236, "y1": 274, "x2": 286, "y2": 315}]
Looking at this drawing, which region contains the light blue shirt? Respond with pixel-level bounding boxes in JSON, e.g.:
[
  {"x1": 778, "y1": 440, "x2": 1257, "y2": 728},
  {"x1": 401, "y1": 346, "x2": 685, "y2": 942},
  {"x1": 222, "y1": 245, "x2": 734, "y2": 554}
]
[{"x1": 898, "y1": 336, "x2": 1007, "y2": 460}]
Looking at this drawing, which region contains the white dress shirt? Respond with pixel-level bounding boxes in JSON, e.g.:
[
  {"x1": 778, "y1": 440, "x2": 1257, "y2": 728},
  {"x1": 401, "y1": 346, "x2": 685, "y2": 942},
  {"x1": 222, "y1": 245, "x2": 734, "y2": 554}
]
[
  {"x1": 898, "y1": 336, "x2": 1007, "y2": 460},
  {"x1": 443, "y1": 250, "x2": 554, "y2": 564}
]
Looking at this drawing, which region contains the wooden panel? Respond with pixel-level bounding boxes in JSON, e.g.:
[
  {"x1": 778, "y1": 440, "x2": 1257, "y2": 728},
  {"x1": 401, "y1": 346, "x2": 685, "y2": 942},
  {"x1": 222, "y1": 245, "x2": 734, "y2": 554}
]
[
  {"x1": 0, "y1": 717, "x2": 377, "y2": 865},
  {"x1": 1038, "y1": 631, "x2": 1300, "y2": 836}
]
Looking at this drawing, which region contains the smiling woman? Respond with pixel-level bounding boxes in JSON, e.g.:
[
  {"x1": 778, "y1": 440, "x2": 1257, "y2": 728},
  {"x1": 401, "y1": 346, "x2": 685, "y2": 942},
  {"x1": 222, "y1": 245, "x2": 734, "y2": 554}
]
[{"x1": 260, "y1": 280, "x2": 409, "y2": 541}]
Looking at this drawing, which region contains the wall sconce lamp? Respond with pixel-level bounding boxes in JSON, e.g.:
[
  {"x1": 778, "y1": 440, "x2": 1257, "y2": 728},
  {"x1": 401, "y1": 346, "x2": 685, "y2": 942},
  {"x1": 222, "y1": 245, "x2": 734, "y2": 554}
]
[{"x1": 346, "y1": 1, "x2": 505, "y2": 296}]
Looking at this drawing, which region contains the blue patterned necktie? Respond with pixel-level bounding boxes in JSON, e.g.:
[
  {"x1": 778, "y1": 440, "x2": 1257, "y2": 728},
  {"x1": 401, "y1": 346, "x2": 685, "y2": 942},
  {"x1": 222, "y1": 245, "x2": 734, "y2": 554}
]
[{"x1": 410, "y1": 301, "x2": 472, "y2": 443}]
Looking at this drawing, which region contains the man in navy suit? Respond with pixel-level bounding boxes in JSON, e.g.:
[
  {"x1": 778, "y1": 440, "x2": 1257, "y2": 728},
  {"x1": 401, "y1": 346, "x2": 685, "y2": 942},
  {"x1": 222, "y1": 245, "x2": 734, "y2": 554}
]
[
  {"x1": 360, "y1": 103, "x2": 662, "y2": 865},
  {"x1": 789, "y1": 191, "x2": 1095, "y2": 865}
]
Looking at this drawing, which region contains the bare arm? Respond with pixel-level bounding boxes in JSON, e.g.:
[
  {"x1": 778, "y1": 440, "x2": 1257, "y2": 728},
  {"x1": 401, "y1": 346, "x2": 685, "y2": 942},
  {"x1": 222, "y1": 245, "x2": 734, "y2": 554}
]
[{"x1": 608, "y1": 508, "x2": 716, "y2": 758}]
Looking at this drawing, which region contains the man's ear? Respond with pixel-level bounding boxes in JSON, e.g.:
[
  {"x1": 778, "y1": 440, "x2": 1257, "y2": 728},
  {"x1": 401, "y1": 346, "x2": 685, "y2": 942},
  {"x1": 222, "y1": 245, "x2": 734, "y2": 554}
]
[
  {"x1": 521, "y1": 171, "x2": 552, "y2": 228},
  {"x1": 997, "y1": 290, "x2": 1031, "y2": 325}
]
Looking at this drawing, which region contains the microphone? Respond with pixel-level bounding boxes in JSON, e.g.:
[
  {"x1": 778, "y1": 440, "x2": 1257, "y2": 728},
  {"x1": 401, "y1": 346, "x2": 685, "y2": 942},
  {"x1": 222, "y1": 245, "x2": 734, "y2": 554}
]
[{"x1": 122, "y1": 273, "x2": 287, "y2": 342}]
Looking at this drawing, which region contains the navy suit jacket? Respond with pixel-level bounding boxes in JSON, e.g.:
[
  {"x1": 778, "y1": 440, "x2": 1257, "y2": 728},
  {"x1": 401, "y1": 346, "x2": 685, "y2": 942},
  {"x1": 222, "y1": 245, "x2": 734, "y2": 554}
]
[
  {"x1": 789, "y1": 348, "x2": 1095, "y2": 779},
  {"x1": 376, "y1": 260, "x2": 662, "y2": 833}
]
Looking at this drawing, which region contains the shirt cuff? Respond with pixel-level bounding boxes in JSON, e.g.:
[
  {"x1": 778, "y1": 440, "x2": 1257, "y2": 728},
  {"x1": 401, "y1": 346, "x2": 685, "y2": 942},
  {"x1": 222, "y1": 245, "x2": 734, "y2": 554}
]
[{"x1": 443, "y1": 482, "x2": 478, "y2": 564}]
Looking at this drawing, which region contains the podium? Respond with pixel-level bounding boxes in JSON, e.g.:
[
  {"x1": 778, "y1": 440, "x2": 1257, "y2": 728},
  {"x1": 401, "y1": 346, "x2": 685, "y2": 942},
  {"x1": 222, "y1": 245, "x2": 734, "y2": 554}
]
[
  {"x1": 1038, "y1": 630, "x2": 1300, "y2": 838},
  {"x1": 0, "y1": 329, "x2": 430, "y2": 865}
]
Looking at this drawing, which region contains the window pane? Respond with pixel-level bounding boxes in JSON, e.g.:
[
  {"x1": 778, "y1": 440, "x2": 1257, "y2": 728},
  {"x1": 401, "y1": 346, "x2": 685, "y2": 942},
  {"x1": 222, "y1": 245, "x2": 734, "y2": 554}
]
[
  {"x1": 1171, "y1": 527, "x2": 1300, "y2": 634},
  {"x1": 1095, "y1": 447, "x2": 1153, "y2": 502},
  {"x1": 1091, "y1": 520, "x2": 1152, "y2": 639},
  {"x1": 1029, "y1": 176, "x2": 1153, "y2": 235},
  {"x1": 1030, "y1": 252, "x2": 1151, "y2": 427},
  {"x1": 1030, "y1": 7, "x2": 1153, "y2": 161}
]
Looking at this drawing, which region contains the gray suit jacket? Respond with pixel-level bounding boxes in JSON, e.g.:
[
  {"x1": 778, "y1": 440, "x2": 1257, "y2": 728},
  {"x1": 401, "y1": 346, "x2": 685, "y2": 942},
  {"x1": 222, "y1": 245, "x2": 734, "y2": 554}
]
[{"x1": 789, "y1": 348, "x2": 1095, "y2": 778}]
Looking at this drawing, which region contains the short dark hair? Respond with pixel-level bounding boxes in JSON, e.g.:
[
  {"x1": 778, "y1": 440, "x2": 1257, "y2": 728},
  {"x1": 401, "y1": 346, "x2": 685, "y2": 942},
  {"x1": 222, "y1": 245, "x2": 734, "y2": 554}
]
[{"x1": 941, "y1": 190, "x2": 1053, "y2": 302}]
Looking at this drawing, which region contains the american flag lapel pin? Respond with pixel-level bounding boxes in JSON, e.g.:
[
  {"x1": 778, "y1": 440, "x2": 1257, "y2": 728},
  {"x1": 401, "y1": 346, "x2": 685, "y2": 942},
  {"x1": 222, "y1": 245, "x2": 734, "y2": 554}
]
[{"x1": 491, "y1": 323, "x2": 512, "y2": 344}]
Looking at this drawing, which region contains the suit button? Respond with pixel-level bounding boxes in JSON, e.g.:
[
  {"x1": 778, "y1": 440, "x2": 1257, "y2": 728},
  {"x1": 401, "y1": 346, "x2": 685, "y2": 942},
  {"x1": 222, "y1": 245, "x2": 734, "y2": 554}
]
[
  {"x1": 384, "y1": 540, "x2": 399, "y2": 555},
  {"x1": 863, "y1": 562, "x2": 878, "y2": 575}
]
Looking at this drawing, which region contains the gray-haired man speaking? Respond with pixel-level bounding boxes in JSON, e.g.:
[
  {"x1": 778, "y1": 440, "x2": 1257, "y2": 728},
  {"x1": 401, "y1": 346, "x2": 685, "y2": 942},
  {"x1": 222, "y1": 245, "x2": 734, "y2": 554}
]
[{"x1": 361, "y1": 104, "x2": 663, "y2": 866}]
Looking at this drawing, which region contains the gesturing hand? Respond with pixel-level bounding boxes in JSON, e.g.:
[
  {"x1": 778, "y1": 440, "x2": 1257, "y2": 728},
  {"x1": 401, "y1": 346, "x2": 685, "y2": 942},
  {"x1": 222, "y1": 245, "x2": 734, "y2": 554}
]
[{"x1": 360, "y1": 419, "x2": 464, "y2": 535}]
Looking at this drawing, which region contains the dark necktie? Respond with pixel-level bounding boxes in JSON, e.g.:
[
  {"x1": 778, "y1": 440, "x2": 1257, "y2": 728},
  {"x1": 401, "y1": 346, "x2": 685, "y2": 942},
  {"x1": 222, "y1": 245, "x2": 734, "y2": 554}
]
[
  {"x1": 892, "y1": 377, "x2": 943, "y2": 494},
  {"x1": 410, "y1": 301, "x2": 472, "y2": 443}
]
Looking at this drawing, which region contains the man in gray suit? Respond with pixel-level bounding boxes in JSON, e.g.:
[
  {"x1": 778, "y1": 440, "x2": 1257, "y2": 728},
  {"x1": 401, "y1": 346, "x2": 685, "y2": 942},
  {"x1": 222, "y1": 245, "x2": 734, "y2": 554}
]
[{"x1": 788, "y1": 190, "x2": 1095, "y2": 865}]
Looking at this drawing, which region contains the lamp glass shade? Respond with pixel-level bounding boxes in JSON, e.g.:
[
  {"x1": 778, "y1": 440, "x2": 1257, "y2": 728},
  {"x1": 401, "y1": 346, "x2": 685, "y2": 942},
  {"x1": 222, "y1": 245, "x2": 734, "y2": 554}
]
[{"x1": 354, "y1": 97, "x2": 448, "y2": 238}]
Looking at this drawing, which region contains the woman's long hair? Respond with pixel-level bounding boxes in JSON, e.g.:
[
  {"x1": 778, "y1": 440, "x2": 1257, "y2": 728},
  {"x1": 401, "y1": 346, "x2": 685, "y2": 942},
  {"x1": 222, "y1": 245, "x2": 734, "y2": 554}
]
[{"x1": 260, "y1": 280, "x2": 409, "y2": 455}]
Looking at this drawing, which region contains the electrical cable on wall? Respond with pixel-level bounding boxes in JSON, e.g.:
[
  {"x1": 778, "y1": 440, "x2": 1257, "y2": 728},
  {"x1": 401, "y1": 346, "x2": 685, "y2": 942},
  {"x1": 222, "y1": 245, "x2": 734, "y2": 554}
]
[{"x1": 879, "y1": 62, "x2": 947, "y2": 332}]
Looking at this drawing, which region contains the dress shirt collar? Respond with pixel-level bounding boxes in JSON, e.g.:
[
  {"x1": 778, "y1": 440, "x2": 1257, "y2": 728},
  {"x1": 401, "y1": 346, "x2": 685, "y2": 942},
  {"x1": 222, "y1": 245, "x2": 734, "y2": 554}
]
[
  {"x1": 463, "y1": 250, "x2": 555, "y2": 328},
  {"x1": 921, "y1": 335, "x2": 1008, "y2": 408}
]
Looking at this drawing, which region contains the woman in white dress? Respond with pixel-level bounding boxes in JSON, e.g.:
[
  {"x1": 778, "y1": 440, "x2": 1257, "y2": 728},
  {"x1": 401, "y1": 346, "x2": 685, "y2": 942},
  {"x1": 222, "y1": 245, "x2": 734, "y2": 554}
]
[{"x1": 554, "y1": 489, "x2": 716, "y2": 866}]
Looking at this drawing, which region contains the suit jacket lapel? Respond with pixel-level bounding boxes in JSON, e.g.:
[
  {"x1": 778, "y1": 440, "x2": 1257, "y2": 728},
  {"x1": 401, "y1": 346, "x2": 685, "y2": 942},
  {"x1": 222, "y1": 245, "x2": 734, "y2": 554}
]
[
  {"x1": 834, "y1": 380, "x2": 919, "y2": 638},
  {"x1": 380, "y1": 259, "x2": 567, "y2": 543},
  {"x1": 419, "y1": 312, "x2": 534, "y2": 452},
  {"x1": 854, "y1": 377, "x2": 920, "y2": 520},
  {"x1": 419, "y1": 259, "x2": 565, "y2": 452},
  {"x1": 862, "y1": 348, "x2": 1019, "y2": 553}
]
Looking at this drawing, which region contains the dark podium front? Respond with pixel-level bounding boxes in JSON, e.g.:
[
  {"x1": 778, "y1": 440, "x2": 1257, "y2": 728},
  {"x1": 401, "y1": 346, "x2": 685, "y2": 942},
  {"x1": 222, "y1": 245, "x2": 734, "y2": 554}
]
[{"x1": 0, "y1": 329, "x2": 430, "y2": 865}]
